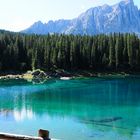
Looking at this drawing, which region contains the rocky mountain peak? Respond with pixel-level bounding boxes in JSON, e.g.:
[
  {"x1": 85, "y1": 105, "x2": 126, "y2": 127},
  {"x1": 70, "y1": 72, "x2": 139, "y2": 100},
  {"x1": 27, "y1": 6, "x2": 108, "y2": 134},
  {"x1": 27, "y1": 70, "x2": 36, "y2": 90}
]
[{"x1": 22, "y1": 0, "x2": 140, "y2": 35}]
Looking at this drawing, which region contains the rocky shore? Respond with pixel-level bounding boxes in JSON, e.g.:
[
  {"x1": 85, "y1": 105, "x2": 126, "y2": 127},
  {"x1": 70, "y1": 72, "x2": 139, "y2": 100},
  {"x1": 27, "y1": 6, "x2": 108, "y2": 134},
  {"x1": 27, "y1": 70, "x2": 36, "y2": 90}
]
[
  {"x1": 0, "y1": 69, "x2": 74, "y2": 83},
  {"x1": 0, "y1": 69, "x2": 131, "y2": 84}
]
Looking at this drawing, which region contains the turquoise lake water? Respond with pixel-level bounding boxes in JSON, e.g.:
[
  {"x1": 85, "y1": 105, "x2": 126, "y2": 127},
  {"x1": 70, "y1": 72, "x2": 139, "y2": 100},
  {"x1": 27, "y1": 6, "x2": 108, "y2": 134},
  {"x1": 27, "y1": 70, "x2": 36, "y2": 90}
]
[{"x1": 0, "y1": 77, "x2": 140, "y2": 140}]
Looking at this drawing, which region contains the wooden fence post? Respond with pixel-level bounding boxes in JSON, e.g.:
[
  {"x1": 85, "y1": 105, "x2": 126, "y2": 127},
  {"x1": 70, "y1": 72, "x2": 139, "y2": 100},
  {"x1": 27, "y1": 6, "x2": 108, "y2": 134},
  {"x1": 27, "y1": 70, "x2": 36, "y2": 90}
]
[{"x1": 38, "y1": 129, "x2": 50, "y2": 140}]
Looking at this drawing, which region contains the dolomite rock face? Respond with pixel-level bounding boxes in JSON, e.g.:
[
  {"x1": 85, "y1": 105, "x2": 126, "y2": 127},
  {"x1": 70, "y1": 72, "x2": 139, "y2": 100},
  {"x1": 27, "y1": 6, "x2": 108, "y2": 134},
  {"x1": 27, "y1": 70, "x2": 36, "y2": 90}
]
[{"x1": 22, "y1": 0, "x2": 140, "y2": 35}]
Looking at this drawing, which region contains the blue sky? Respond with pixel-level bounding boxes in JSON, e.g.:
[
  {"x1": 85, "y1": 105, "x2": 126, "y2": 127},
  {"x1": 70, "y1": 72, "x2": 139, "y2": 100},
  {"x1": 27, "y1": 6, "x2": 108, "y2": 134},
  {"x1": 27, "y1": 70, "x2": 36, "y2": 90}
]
[{"x1": 0, "y1": 0, "x2": 139, "y2": 31}]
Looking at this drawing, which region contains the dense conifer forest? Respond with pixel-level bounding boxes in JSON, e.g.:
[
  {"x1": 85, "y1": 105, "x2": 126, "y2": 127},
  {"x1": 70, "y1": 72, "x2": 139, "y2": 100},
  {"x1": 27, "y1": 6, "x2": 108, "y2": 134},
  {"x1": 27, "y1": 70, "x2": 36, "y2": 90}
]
[{"x1": 0, "y1": 30, "x2": 140, "y2": 72}]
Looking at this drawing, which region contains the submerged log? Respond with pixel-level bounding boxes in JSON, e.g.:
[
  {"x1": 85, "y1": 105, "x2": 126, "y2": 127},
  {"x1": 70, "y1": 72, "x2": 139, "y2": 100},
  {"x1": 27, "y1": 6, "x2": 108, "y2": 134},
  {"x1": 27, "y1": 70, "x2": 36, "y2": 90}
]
[
  {"x1": 89, "y1": 117, "x2": 123, "y2": 123},
  {"x1": 80, "y1": 117, "x2": 132, "y2": 131}
]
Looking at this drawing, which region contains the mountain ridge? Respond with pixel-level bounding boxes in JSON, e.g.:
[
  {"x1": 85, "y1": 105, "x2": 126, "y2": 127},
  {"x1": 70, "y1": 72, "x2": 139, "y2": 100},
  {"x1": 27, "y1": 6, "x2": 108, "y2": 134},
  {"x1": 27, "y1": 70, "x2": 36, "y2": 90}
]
[{"x1": 22, "y1": 0, "x2": 140, "y2": 35}]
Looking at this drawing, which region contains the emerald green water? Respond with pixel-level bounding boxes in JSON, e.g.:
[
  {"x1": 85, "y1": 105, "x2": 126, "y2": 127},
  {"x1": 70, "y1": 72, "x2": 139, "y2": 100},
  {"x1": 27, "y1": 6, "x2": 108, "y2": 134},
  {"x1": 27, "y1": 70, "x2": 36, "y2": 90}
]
[{"x1": 0, "y1": 77, "x2": 140, "y2": 140}]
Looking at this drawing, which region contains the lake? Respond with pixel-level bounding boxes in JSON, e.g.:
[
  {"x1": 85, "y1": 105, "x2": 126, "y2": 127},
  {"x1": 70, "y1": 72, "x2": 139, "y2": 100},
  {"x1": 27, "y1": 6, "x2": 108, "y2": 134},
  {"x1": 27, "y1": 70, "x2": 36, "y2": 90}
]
[{"x1": 0, "y1": 76, "x2": 140, "y2": 140}]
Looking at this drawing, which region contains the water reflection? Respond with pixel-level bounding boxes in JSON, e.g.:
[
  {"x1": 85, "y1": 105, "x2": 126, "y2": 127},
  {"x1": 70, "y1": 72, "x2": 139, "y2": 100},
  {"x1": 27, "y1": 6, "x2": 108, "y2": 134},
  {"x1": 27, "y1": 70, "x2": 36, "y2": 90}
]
[
  {"x1": 13, "y1": 108, "x2": 34, "y2": 121},
  {"x1": 0, "y1": 108, "x2": 34, "y2": 122},
  {"x1": 0, "y1": 78, "x2": 140, "y2": 139}
]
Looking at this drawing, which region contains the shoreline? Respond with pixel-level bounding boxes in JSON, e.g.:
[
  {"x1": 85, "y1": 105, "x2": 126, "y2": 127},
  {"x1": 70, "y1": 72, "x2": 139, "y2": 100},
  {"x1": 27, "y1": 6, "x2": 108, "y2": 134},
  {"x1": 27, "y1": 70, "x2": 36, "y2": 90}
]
[{"x1": 0, "y1": 69, "x2": 134, "y2": 82}]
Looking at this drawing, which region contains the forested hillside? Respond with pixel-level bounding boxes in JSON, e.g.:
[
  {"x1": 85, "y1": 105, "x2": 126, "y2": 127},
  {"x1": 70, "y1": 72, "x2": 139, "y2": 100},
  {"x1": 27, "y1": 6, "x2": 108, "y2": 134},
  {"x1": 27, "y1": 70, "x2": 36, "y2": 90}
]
[{"x1": 0, "y1": 30, "x2": 140, "y2": 72}]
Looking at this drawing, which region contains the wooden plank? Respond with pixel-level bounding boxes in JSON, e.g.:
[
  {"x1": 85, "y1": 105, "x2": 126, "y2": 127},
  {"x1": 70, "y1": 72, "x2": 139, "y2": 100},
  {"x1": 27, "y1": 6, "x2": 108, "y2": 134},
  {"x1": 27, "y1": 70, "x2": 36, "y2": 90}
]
[{"x1": 0, "y1": 132, "x2": 43, "y2": 140}]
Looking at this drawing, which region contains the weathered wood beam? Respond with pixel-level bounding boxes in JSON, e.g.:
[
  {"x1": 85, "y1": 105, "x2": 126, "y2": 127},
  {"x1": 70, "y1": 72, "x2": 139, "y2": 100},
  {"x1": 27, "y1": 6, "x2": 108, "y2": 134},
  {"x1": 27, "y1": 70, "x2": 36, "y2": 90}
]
[
  {"x1": 0, "y1": 132, "x2": 43, "y2": 140},
  {"x1": 0, "y1": 129, "x2": 54, "y2": 140}
]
